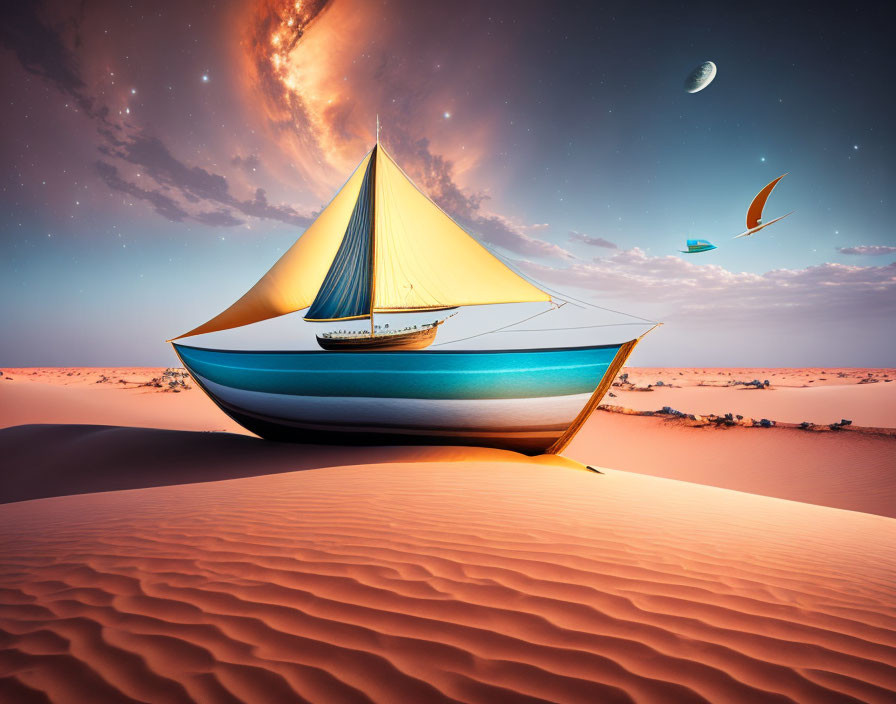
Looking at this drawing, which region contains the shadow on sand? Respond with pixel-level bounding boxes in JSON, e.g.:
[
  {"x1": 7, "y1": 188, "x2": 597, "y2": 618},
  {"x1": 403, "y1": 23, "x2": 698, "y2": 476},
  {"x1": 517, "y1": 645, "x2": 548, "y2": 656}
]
[{"x1": 0, "y1": 424, "x2": 549, "y2": 505}]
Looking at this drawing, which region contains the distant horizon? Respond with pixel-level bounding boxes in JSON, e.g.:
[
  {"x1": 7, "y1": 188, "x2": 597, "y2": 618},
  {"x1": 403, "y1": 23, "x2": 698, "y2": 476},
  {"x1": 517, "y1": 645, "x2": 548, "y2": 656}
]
[{"x1": 5, "y1": 364, "x2": 895, "y2": 371}]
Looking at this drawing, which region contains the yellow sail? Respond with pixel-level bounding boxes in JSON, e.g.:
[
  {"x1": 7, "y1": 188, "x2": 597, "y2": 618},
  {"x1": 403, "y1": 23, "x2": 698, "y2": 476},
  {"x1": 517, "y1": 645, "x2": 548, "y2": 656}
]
[
  {"x1": 174, "y1": 140, "x2": 551, "y2": 340},
  {"x1": 372, "y1": 145, "x2": 550, "y2": 312},
  {"x1": 172, "y1": 151, "x2": 373, "y2": 339}
]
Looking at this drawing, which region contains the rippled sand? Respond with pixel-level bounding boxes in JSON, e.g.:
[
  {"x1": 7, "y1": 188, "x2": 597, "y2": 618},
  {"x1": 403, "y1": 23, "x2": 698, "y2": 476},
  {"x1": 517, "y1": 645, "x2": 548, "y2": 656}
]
[{"x1": 2, "y1": 461, "x2": 895, "y2": 703}]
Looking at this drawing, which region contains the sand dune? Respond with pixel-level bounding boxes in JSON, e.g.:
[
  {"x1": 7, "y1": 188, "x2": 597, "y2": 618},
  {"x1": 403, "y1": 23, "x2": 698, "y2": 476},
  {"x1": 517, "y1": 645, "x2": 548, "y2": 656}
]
[
  {"x1": 0, "y1": 424, "x2": 526, "y2": 505},
  {"x1": 0, "y1": 372, "x2": 248, "y2": 436},
  {"x1": 2, "y1": 367, "x2": 895, "y2": 701},
  {"x1": 2, "y1": 367, "x2": 894, "y2": 516},
  {"x1": 2, "y1": 421, "x2": 894, "y2": 521},
  {"x1": 609, "y1": 383, "x2": 896, "y2": 428},
  {"x1": 1, "y1": 461, "x2": 895, "y2": 703},
  {"x1": 567, "y1": 412, "x2": 896, "y2": 519}
]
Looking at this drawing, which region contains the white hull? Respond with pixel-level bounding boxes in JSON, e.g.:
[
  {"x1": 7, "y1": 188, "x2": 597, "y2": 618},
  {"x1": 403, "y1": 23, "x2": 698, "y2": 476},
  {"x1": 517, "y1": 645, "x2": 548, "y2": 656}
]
[{"x1": 198, "y1": 374, "x2": 590, "y2": 431}]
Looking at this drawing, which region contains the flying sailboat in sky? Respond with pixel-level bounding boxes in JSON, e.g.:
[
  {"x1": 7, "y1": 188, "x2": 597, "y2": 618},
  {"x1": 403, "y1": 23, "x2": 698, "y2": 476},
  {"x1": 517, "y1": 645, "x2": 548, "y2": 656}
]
[
  {"x1": 733, "y1": 174, "x2": 793, "y2": 239},
  {"x1": 680, "y1": 239, "x2": 717, "y2": 254}
]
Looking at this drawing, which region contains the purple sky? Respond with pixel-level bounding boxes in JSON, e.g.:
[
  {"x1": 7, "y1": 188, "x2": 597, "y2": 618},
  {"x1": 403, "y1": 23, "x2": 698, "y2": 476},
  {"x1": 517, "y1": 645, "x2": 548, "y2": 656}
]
[{"x1": 1, "y1": 0, "x2": 894, "y2": 366}]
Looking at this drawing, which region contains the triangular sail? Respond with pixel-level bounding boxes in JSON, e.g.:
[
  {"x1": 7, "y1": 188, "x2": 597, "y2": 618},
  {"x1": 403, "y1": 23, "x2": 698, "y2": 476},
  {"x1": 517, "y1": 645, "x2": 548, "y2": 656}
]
[
  {"x1": 172, "y1": 150, "x2": 373, "y2": 339},
  {"x1": 174, "y1": 140, "x2": 551, "y2": 340},
  {"x1": 746, "y1": 174, "x2": 786, "y2": 229},
  {"x1": 372, "y1": 145, "x2": 550, "y2": 312},
  {"x1": 305, "y1": 149, "x2": 376, "y2": 321}
]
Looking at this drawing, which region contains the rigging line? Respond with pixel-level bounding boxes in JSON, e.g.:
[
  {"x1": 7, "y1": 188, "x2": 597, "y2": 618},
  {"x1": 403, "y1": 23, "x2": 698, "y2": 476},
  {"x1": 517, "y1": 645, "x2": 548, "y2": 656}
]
[
  {"x1": 499, "y1": 322, "x2": 656, "y2": 332},
  {"x1": 432, "y1": 302, "x2": 567, "y2": 347},
  {"x1": 480, "y1": 241, "x2": 656, "y2": 323},
  {"x1": 542, "y1": 287, "x2": 656, "y2": 323}
]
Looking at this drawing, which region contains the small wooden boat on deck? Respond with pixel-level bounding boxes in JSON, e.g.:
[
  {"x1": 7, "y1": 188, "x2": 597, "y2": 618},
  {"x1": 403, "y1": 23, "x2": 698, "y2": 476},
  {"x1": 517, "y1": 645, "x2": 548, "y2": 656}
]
[{"x1": 316, "y1": 321, "x2": 442, "y2": 351}]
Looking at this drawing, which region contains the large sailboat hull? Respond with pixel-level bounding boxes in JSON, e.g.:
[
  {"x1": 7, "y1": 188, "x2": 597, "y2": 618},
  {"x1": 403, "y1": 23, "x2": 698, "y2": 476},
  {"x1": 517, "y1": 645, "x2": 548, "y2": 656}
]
[{"x1": 173, "y1": 341, "x2": 636, "y2": 455}]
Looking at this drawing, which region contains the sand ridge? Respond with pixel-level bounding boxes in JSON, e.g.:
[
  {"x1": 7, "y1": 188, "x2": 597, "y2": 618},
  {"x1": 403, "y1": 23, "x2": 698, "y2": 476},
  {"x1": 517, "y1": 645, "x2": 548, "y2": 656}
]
[
  {"x1": 567, "y1": 411, "x2": 896, "y2": 519},
  {"x1": 3, "y1": 367, "x2": 894, "y2": 517},
  {"x1": 1, "y1": 462, "x2": 895, "y2": 703}
]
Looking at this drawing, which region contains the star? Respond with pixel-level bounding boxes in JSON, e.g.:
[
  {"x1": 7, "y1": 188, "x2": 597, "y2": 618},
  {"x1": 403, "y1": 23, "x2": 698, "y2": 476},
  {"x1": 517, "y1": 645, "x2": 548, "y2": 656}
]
[
  {"x1": 130, "y1": 88, "x2": 136, "y2": 94},
  {"x1": 201, "y1": 74, "x2": 210, "y2": 83},
  {"x1": 443, "y1": 111, "x2": 451, "y2": 119},
  {"x1": 760, "y1": 156, "x2": 766, "y2": 162},
  {"x1": 853, "y1": 144, "x2": 859, "y2": 150}
]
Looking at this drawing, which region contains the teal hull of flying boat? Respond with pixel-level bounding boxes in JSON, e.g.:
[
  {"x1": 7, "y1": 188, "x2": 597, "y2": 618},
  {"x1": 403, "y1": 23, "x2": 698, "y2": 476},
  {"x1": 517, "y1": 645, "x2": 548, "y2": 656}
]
[
  {"x1": 681, "y1": 239, "x2": 717, "y2": 254},
  {"x1": 173, "y1": 341, "x2": 637, "y2": 455}
]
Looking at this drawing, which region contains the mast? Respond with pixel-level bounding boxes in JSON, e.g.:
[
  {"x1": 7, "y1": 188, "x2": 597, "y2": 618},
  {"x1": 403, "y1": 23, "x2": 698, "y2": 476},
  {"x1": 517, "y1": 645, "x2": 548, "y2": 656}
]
[{"x1": 369, "y1": 120, "x2": 379, "y2": 337}]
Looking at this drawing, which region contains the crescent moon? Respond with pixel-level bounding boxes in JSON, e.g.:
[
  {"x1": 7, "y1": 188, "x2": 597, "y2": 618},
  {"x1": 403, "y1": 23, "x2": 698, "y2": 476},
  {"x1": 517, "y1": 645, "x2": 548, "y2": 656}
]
[{"x1": 686, "y1": 61, "x2": 717, "y2": 94}]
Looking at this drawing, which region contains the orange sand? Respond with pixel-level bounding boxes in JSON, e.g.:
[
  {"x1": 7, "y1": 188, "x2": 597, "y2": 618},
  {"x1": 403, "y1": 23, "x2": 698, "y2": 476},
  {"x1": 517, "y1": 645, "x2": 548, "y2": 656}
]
[
  {"x1": 0, "y1": 368, "x2": 248, "y2": 435},
  {"x1": 2, "y1": 367, "x2": 893, "y2": 516},
  {"x1": 1, "y1": 367, "x2": 895, "y2": 702},
  {"x1": 618, "y1": 368, "x2": 894, "y2": 388},
  {"x1": 567, "y1": 412, "x2": 896, "y2": 518},
  {"x1": 4, "y1": 366, "x2": 894, "y2": 430},
  {"x1": 609, "y1": 368, "x2": 896, "y2": 428},
  {"x1": 1, "y1": 462, "x2": 895, "y2": 703}
]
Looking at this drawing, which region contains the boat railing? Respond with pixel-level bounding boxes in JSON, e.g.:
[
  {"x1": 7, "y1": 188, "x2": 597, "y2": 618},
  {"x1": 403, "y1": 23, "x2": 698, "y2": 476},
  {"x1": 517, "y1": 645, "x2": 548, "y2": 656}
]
[{"x1": 320, "y1": 321, "x2": 440, "y2": 339}]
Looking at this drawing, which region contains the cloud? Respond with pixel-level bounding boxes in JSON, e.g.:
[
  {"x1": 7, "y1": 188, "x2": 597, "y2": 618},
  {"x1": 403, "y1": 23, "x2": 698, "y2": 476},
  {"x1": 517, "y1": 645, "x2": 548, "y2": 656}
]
[
  {"x1": 0, "y1": 4, "x2": 94, "y2": 117},
  {"x1": 110, "y1": 134, "x2": 231, "y2": 203},
  {"x1": 569, "y1": 230, "x2": 618, "y2": 249},
  {"x1": 231, "y1": 154, "x2": 261, "y2": 173},
  {"x1": 5, "y1": 0, "x2": 564, "y2": 253},
  {"x1": 519, "y1": 247, "x2": 896, "y2": 323},
  {"x1": 99, "y1": 134, "x2": 313, "y2": 228},
  {"x1": 244, "y1": 1, "x2": 570, "y2": 260},
  {"x1": 471, "y1": 214, "x2": 572, "y2": 260},
  {"x1": 236, "y1": 187, "x2": 313, "y2": 225},
  {"x1": 837, "y1": 245, "x2": 896, "y2": 256},
  {"x1": 95, "y1": 161, "x2": 189, "y2": 222},
  {"x1": 4, "y1": 0, "x2": 574, "y2": 254},
  {"x1": 3, "y1": 3, "x2": 314, "y2": 230},
  {"x1": 193, "y1": 210, "x2": 245, "y2": 227},
  {"x1": 385, "y1": 136, "x2": 570, "y2": 259}
]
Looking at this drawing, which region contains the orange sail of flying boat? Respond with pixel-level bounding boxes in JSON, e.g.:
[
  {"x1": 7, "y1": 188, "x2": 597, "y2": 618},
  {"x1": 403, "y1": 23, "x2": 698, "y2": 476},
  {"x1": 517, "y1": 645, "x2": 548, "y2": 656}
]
[{"x1": 733, "y1": 174, "x2": 793, "y2": 239}]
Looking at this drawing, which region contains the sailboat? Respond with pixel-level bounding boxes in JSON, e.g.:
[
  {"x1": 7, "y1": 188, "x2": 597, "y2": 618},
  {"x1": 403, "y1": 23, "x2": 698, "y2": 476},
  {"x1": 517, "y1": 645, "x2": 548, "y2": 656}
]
[
  {"x1": 733, "y1": 174, "x2": 793, "y2": 239},
  {"x1": 680, "y1": 239, "x2": 717, "y2": 254},
  {"x1": 171, "y1": 137, "x2": 655, "y2": 455}
]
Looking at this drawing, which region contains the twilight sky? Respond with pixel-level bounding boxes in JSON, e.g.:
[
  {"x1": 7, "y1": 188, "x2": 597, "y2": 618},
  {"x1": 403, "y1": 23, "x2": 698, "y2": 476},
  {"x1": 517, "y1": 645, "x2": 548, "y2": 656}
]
[{"x1": 2, "y1": 0, "x2": 894, "y2": 366}]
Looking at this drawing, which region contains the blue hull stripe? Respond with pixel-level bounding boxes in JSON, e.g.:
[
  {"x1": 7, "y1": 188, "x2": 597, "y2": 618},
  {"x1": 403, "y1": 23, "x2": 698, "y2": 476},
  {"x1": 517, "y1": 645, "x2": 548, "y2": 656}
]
[
  {"x1": 174, "y1": 343, "x2": 624, "y2": 401},
  {"x1": 195, "y1": 373, "x2": 591, "y2": 430}
]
